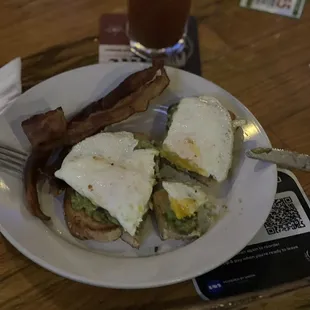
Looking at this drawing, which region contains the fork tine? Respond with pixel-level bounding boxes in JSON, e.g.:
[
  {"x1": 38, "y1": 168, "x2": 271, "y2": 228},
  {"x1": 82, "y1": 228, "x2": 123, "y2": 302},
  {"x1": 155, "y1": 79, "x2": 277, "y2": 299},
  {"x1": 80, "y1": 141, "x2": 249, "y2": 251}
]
[
  {"x1": 0, "y1": 162, "x2": 24, "y2": 174},
  {"x1": 0, "y1": 145, "x2": 28, "y2": 158},
  {"x1": 0, "y1": 145, "x2": 27, "y2": 174},
  {"x1": 0, "y1": 148, "x2": 27, "y2": 162},
  {"x1": 0, "y1": 153, "x2": 25, "y2": 168}
]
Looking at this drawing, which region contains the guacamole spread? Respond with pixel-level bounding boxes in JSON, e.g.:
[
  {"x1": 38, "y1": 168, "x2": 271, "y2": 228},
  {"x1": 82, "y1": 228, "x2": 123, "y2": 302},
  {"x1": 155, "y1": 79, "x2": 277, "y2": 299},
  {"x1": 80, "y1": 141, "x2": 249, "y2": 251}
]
[
  {"x1": 165, "y1": 209, "x2": 197, "y2": 235},
  {"x1": 135, "y1": 139, "x2": 155, "y2": 150},
  {"x1": 71, "y1": 191, "x2": 119, "y2": 225}
]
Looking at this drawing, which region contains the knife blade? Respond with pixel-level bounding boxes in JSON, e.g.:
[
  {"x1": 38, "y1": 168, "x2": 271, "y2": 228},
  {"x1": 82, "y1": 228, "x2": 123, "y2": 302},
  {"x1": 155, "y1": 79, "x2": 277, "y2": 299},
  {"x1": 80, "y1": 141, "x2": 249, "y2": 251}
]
[{"x1": 246, "y1": 147, "x2": 310, "y2": 172}]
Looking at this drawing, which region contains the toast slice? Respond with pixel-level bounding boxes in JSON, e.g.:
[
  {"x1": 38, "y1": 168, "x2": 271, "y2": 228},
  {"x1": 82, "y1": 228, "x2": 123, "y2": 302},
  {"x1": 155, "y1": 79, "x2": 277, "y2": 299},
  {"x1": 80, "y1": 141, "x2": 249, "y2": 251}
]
[
  {"x1": 152, "y1": 183, "x2": 208, "y2": 240},
  {"x1": 61, "y1": 132, "x2": 158, "y2": 248},
  {"x1": 64, "y1": 188, "x2": 148, "y2": 248},
  {"x1": 64, "y1": 188, "x2": 122, "y2": 242},
  {"x1": 161, "y1": 97, "x2": 234, "y2": 183}
]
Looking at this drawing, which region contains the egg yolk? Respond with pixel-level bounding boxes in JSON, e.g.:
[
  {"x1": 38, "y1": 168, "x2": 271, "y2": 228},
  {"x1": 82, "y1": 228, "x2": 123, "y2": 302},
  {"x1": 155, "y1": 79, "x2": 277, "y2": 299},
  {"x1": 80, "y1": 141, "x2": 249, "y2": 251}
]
[
  {"x1": 170, "y1": 197, "x2": 198, "y2": 219},
  {"x1": 161, "y1": 148, "x2": 206, "y2": 176}
]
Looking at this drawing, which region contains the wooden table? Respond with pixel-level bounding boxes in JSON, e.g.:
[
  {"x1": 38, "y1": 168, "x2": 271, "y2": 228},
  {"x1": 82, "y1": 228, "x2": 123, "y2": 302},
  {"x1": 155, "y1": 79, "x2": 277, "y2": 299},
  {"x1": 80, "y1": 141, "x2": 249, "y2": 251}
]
[{"x1": 1, "y1": 1, "x2": 310, "y2": 309}]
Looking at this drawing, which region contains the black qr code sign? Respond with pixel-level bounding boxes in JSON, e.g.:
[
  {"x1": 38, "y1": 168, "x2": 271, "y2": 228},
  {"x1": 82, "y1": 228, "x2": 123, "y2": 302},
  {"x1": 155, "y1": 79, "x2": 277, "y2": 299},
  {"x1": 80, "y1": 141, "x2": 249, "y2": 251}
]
[{"x1": 264, "y1": 197, "x2": 306, "y2": 235}]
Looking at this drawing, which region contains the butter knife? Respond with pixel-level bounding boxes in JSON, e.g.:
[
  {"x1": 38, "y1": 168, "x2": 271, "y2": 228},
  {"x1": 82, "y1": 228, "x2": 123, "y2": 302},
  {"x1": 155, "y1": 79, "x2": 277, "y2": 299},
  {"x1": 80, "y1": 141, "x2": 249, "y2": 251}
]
[{"x1": 246, "y1": 148, "x2": 310, "y2": 172}]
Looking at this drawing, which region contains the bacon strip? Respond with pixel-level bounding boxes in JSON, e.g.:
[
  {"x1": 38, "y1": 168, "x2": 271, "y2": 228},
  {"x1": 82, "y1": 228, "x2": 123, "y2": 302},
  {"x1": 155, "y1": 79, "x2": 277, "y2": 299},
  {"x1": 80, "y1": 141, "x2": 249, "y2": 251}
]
[
  {"x1": 41, "y1": 62, "x2": 167, "y2": 197},
  {"x1": 24, "y1": 153, "x2": 51, "y2": 220},
  {"x1": 71, "y1": 61, "x2": 162, "y2": 122},
  {"x1": 21, "y1": 108, "x2": 67, "y2": 150},
  {"x1": 22, "y1": 62, "x2": 169, "y2": 220},
  {"x1": 36, "y1": 64, "x2": 164, "y2": 185},
  {"x1": 22, "y1": 108, "x2": 67, "y2": 220},
  {"x1": 67, "y1": 68, "x2": 169, "y2": 145}
]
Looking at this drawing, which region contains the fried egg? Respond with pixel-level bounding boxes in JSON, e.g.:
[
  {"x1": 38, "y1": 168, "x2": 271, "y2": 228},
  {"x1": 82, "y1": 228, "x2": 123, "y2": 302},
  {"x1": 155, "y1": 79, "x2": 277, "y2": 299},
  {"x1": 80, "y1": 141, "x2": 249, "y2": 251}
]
[
  {"x1": 162, "y1": 181, "x2": 208, "y2": 219},
  {"x1": 162, "y1": 96, "x2": 234, "y2": 182},
  {"x1": 55, "y1": 132, "x2": 158, "y2": 236}
]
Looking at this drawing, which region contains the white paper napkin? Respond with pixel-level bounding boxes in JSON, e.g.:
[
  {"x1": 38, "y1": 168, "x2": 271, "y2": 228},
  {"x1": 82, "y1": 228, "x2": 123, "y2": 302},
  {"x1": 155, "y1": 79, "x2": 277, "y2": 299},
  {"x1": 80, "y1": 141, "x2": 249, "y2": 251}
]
[{"x1": 0, "y1": 58, "x2": 22, "y2": 114}]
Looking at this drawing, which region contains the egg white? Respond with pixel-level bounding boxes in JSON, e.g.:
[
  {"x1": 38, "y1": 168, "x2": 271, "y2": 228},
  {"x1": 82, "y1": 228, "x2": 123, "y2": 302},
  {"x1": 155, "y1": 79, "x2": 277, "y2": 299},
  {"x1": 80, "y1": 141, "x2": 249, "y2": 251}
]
[
  {"x1": 162, "y1": 181, "x2": 208, "y2": 219},
  {"x1": 55, "y1": 132, "x2": 158, "y2": 236},
  {"x1": 163, "y1": 96, "x2": 234, "y2": 182}
]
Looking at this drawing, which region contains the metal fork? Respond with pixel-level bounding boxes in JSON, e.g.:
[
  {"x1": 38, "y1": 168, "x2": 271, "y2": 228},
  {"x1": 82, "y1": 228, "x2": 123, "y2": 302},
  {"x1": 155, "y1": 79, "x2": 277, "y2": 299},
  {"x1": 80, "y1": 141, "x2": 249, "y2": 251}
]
[{"x1": 0, "y1": 145, "x2": 28, "y2": 174}]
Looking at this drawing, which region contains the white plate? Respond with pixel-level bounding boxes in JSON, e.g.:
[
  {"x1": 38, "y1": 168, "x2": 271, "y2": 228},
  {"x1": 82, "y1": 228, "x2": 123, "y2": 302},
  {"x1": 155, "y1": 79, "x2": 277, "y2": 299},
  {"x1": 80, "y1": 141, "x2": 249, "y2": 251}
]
[{"x1": 0, "y1": 63, "x2": 277, "y2": 288}]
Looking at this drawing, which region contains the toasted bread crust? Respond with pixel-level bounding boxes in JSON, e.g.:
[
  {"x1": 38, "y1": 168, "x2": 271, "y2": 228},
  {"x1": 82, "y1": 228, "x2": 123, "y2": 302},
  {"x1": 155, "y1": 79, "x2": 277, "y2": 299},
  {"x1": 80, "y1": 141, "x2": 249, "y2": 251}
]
[
  {"x1": 120, "y1": 232, "x2": 140, "y2": 248},
  {"x1": 64, "y1": 188, "x2": 122, "y2": 242}
]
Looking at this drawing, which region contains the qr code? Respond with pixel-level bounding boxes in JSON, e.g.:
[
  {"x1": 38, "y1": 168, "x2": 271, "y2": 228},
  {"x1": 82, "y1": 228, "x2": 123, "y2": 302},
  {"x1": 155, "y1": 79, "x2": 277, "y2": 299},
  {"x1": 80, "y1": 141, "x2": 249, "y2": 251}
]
[{"x1": 264, "y1": 196, "x2": 306, "y2": 235}]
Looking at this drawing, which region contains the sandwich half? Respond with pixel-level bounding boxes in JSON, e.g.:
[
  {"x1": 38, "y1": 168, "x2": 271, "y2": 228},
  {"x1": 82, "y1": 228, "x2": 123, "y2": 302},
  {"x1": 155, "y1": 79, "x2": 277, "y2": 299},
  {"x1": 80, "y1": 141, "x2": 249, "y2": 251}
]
[
  {"x1": 55, "y1": 131, "x2": 159, "y2": 248},
  {"x1": 161, "y1": 96, "x2": 234, "y2": 183},
  {"x1": 64, "y1": 187, "x2": 122, "y2": 242},
  {"x1": 152, "y1": 181, "x2": 212, "y2": 240}
]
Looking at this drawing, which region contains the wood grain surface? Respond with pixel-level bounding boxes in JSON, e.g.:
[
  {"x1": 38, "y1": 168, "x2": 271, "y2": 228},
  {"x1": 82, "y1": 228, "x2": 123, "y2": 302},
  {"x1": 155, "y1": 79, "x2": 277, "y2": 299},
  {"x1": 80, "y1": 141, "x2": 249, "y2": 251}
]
[{"x1": 1, "y1": 0, "x2": 310, "y2": 309}]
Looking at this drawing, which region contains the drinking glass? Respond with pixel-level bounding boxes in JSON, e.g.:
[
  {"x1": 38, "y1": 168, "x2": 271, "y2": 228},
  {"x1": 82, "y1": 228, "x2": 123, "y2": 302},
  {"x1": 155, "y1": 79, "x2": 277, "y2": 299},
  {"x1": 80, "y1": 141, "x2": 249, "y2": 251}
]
[{"x1": 127, "y1": 0, "x2": 191, "y2": 59}]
